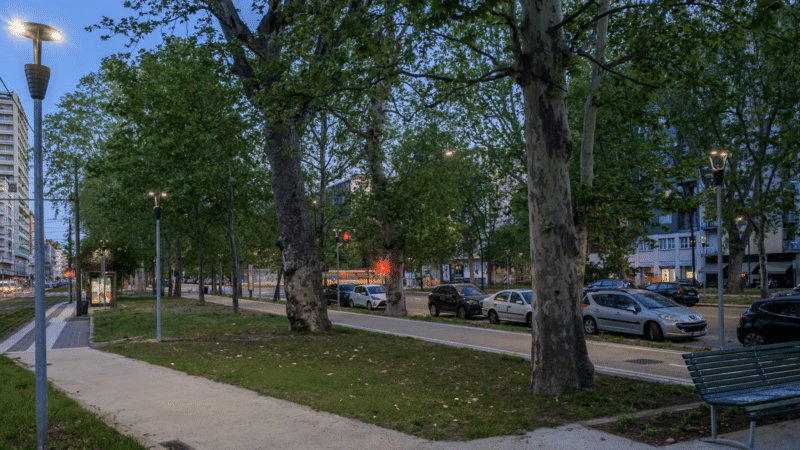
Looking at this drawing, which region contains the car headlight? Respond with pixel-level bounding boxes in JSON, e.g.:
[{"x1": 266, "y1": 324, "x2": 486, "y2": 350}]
[{"x1": 656, "y1": 313, "x2": 681, "y2": 323}]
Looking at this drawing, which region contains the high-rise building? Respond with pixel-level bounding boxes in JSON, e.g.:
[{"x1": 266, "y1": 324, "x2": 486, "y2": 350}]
[{"x1": 0, "y1": 92, "x2": 32, "y2": 279}]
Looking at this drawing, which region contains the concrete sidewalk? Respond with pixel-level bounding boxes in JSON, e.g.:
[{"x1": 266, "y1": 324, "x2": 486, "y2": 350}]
[{"x1": 3, "y1": 298, "x2": 799, "y2": 449}]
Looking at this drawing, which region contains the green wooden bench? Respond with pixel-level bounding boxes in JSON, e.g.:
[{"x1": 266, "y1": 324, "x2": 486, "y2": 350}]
[{"x1": 683, "y1": 342, "x2": 800, "y2": 450}]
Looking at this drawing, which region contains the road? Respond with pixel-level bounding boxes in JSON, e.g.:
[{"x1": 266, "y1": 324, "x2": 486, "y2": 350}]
[{"x1": 193, "y1": 285, "x2": 747, "y2": 349}]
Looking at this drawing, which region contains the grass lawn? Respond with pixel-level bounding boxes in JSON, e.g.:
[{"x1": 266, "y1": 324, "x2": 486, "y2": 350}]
[{"x1": 94, "y1": 296, "x2": 698, "y2": 441}]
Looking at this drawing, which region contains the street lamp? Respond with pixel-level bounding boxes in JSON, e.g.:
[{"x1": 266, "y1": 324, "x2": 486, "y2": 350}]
[
  {"x1": 149, "y1": 190, "x2": 166, "y2": 342},
  {"x1": 9, "y1": 17, "x2": 63, "y2": 450},
  {"x1": 708, "y1": 149, "x2": 729, "y2": 349},
  {"x1": 100, "y1": 239, "x2": 108, "y2": 309},
  {"x1": 218, "y1": 254, "x2": 224, "y2": 294}
]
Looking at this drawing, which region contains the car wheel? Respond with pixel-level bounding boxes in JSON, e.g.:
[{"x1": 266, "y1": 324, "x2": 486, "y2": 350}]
[
  {"x1": 526, "y1": 313, "x2": 532, "y2": 328},
  {"x1": 583, "y1": 317, "x2": 598, "y2": 335},
  {"x1": 367, "y1": 301, "x2": 373, "y2": 311},
  {"x1": 456, "y1": 306, "x2": 467, "y2": 320},
  {"x1": 349, "y1": 299, "x2": 355, "y2": 308},
  {"x1": 429, "y1": 303, "x2": 439, "y2": 317},
  {"x1": 647, "y1": 322, "x2": 664, "y2": 342},
  {"x1": 488, "y1": 310, "x2": 499, "y2": 324},
  {"x1": 743, "y1": 331, "x2": 766, "y2": 347}
]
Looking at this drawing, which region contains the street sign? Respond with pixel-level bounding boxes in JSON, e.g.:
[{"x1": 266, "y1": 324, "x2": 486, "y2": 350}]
[{"x1": 331, "y1": 276, "x2": 337, "y2": 282}]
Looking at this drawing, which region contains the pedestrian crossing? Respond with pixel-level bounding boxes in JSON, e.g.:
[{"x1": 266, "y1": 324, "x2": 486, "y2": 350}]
[{"x1": 0, "y1": 301, "x2": 90, "y2": 353}]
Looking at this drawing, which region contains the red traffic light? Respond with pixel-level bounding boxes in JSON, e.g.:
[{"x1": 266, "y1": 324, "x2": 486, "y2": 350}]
[{"x1": 341, "y1": 232, "x2": 350, "y2": 242}]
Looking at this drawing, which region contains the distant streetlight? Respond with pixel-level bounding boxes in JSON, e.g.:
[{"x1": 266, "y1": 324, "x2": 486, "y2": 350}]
[
  {"x1": 100, "y1": 239, "x2": 108, "y2": 309},
  {"x1": 708, "y1": 149, "x2": 729, "y2": 349},
  {"x1": 8, "y1": 17, "x2": 63, "y2": 450},
  {"x1": 149, "y1": 190, "x2": 167, "y2": 342},
  {"x1": 218, "y1": 254, "x2": 224, "y2": 294}
]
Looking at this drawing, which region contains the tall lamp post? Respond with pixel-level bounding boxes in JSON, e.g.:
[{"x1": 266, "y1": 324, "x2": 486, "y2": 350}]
[
  {"x1": 8, "y1": 18, "x2": 63, "y2": 450},
  {"x1": 149, "y1": 191, "x2": 166, "y2": 342},
  {"x1": 218, "y1": 254, "x2": 223, "y2": 294},
  {"x1": 100, "y1": 239, "x2": 108, "y2": 309},
  {"x1": 708, "y1": 149, "x2": 729, "y2": 349}
]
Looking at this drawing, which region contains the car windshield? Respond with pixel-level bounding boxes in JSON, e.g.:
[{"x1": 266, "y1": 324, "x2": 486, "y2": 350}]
[
  {"x1": 521, "y1": 291, "x2": 532, "y2": 304},
  {"x1": 632, "y1": 292, "x2": 680, "y2": 309},
  {"x1": 367, "y1": 286, "x2": 385, "y2": 294},
  {"x1": 459, "y1": 286, "x2": 484, "y2": 296},
  {"x1": 339, "y1": 284, "x2": 355, "y2": 291}
]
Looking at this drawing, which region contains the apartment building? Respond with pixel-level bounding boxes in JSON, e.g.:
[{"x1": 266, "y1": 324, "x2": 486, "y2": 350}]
[
  {"x1": 0, "y1": 92, "x2": 32, "y2": 279},
  {"x1": 593, "y1": 199, "x2": 800, "y2": 289}
]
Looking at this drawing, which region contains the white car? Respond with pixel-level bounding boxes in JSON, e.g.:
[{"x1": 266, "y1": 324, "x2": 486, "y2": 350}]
[
  {"x1": 482, "y1": 289, "x2": 533, "y2": 326},
  {"x1": 349, "y1": 285, "x2": 387, "y2": 310}
]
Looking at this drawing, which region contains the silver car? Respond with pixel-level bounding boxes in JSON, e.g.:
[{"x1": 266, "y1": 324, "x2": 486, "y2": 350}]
[
  {"x1": 349, "y1": 284, "x2": 387, "y2": 310},
  {"x1": 581, "y1": 289, "x2": 707, "y2": 341},
  {"x1": 482, "y1": 289, "x2": 532, "y2": 326}
]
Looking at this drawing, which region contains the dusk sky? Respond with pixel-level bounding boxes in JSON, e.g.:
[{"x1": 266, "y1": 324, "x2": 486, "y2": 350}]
[{"x1": 1, "y1": 1, "x2": 215, "y2": 246}]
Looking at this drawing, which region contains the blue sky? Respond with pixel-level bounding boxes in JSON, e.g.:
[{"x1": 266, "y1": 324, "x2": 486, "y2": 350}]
[{"x1": 1, "y1": 1, "x2": 185, "y2": 246}]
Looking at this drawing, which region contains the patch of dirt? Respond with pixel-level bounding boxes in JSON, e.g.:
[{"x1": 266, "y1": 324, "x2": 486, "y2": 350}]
[{"x1": 591, "y1": 405, "x2": 800, "y2": 447}]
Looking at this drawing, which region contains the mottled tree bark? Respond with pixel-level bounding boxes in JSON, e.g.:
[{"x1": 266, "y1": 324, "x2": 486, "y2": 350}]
[
  {"x1": 576, "y1": 0, "x2": 608, "y2": 289},
  {"x1": 208, "y1": 0, "x2": 331, "y2": 331},
  {"x1": 516, "y1": 0, "x2": 595, "y2": 394}
]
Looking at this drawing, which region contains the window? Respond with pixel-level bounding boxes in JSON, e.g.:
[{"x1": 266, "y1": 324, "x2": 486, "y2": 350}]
[
  {"x1": 639, "y1": 241, "x2": 653, "y2": 251},
  {"x1": 658, "y1": 238, "x2": 675, "y2": 250},
  {"x1": 509, "y1": 292, "x2": 524, "y2": 304},
  {"x1": 494, "y1": 292, "x2": 509, "y2": 302},
  {"x1": 680, "y1": 237, "x2": 691, "y2": 249},
  {"x1": 659, "y1": 214, "x2": 672, "y2": 224}
]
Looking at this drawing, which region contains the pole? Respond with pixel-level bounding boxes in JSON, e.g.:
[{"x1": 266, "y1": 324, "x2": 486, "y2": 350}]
[
  {"x1": 155, "y1": 212, "x2": 162, "y2": 342},
  {"x1": 101, "y1": 246, "x2": 106, "y2": 309},
  {"x1": 336, "y1": 238, "x2": 341, "y2": 308},
  {"x1": 68, "y1": 220, "x2": 73, "y2": 304},
  {"x1": 716, "y1": 186, "x2": 724, "y2": 349},
  {"x1": 74, "y1": 158, "x2": 81, "y2": 315},
  {"x1": 33, "y1": 95, "x2": 48, "y2": 450}
]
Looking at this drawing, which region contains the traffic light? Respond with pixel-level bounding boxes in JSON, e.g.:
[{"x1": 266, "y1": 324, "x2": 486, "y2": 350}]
[{"x1": 341, "y1": 232, "x2": 350, "y2": 243}]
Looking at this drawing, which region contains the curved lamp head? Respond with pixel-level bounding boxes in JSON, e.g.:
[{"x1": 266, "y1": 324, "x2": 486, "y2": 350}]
[
  {"x1": 707, "y1": 149, "x2": 729, "y2": 186},
  {"x1": 8, "y1": 19, "x2": 63, "y2": 100}
]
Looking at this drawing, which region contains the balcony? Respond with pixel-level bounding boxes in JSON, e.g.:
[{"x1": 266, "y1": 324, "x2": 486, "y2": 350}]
[
  {"x1": 701, "y1": 221, "x2": 718, "y2": 230},
  {"x1": 701, "y1": 246, "x2": 719, "y2": 255},
  {"x1": 784, "y1": 241, "x2": 800, "y2": 253}
]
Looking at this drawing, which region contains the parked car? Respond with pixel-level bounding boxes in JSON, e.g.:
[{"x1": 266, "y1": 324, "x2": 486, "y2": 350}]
[
  {"x1": 582, "y1": 289, "x2": 707, "y2": 341},
  {"x1": 428, "y1": 283, "x2": 487, "y2": 319},
  {"x1": 675, "y1": 278, "x2": 703, "y2": 288},
  {"x1": 583, "y1": 279, "x2": 636, "y2": 293},
  {"x1": 325, "y1": 283, "x2": 356, "y2": 306},
  {"x1": 737, "y1": 297, "x2": 800, "y2": 346},
  {"x1": 482, "y1": 289, "x2": 532, "y2": 326},
  {"x1": 349, "y1": 284, "x2": 387, "y2": 310},
  {"x1": 772, "y1": 284, "x2": 800, "y2": 298},
  {"x1": 644, "y1": 282, "x2": 700, "y2": 306}
]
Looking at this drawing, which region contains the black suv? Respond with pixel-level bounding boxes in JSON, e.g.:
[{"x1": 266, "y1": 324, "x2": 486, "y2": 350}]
[
  {"x1": 772, "y1": 284, "x2": 800, "y2": 298},
  {"x1": 675, "y1": 278, "x2": 703, "y2": 288},
  {"x1": 428, "y1": 284, "x2": 487, "y2": 319},
  {"x1": 645, "y1": 282, "x2": 699, "y2": 306},
  {"x1": 324, "y1": 283, "x2": 356, "y2": 306},
  {"x1": 737, "y1": 297, "x2": 800, "y2": 346},
  {"x1": 583, "y1": 279, "x2": 636, "y2": 293}
]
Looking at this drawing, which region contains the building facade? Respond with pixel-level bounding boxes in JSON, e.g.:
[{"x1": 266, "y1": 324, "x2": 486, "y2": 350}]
[{"x1": 0, "y1": 92, "x2": 31, "y2": 280}]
